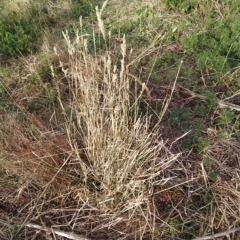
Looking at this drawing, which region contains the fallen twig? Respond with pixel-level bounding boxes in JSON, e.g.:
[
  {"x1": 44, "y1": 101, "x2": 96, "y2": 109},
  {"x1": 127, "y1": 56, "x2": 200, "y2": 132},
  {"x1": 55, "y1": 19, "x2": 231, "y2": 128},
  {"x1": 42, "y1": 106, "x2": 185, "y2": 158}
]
[
  {"x1": 192, "y1": 227, "x2": 240, "y2": 240},
  {"x1": 179, "y1": 85, "x2": 240, "y2": 112},
  {"x1": 25, "y1": 222, "x2": 91, "y2": 240}
]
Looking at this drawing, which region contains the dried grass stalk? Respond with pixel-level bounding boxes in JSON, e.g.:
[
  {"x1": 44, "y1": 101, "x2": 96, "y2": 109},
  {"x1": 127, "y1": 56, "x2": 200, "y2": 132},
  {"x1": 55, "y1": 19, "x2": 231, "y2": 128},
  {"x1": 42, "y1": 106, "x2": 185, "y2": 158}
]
[
  {"x1": 54, "y1": 20, "x2": 179, "y2": 238},
  {"x1": 192, "y1": 227, "x2": 240, "y2": 240},
  {"x1": 25, "y1": 222, "x2": 90, "y2": 240}
]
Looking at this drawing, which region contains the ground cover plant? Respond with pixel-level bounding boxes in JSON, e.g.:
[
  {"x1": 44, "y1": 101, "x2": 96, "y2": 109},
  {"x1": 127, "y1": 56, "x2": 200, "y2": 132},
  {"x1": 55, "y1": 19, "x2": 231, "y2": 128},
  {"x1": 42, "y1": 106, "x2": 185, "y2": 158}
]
[{"x1": 1, "y1": 0, "x2": 240, "y2": 239}]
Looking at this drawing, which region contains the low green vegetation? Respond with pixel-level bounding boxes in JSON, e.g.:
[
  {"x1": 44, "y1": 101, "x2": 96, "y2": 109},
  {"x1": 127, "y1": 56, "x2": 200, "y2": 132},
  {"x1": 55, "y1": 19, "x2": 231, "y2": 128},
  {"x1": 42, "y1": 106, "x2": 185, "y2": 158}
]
[
  {"x1": 181, "y1": 4, "x2": 240, "y2": 74},
  {"x1": 0, "y1": 11, "x2": 39, "y2": 56},
  {"x1": 71, "y1": 0, "x2": 102, "y2": 19},
  {"x1": 0, "y1": 2, "x2": 55, "y2": 57}
]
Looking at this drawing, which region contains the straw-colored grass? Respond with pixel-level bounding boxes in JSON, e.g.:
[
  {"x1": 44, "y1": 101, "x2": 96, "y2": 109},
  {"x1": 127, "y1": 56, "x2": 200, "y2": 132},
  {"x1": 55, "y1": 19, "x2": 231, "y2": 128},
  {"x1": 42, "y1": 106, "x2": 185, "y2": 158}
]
[
  {"x1": 0, "y1": 2, "x2": 179, "y2": 238},
  {"x1": 51, "y1": 16, "x2": 179, "y2": 238},
  {"x1": 1, "y1": 0, "x2": 240, "y2": 239}
]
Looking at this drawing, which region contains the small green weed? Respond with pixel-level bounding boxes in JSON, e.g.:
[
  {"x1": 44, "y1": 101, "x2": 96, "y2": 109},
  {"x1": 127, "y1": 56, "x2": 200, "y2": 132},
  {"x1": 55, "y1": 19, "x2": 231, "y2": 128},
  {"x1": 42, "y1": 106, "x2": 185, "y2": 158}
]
[
  {"x1": 217, "y1": 109, "x2": 240, "y2": 140},
  {"x1": 27, "y1": 99, "x2": 48, "y2": 112},
  {"x1": 71, "y1": 0, "x2": 102, "y2": 20},
  {"x1": 217, "y1": 109, "x2": 236, "y2": 126},
  {"x1": 181, "y1": 122, "x2": 207, "y2": 152},
  {"x1": 43, "y1": 83, "x2": 57, "y2": 102},
  {"x1": 169, "y1": 218, "x2": 183, "y2": 233},
  {"x1": 149, "y1": 53, "x2": 180, "y2": 69},
  {"x1": 203, "y1": 157, "x2": 218, "y2": 181},
  {"x1": 162, "y1": 0, "x2": 199, "y2": 13},
  {"x1": 208, "y1": 169, "x2": 218, "y2": 181},
  {"x1": 170, "y1": 106, "x2": 190, "y2": 129},
  {"x1": 135, "y1": 6, "x2": 158, "y2": 37},
  {"x1": 170, "y1": 107, "x2": 209, "y2": 152},
  {"x1": 204, "y1": 93, "x2": 218, "y2": 112},
  {"x1": 196, "y1": 135, "x2": 208, "y2": 153},
  {"x1": 29, "y1": 123, "x2": 41, "y2": 140},
  {"x1": 29, "y1": 57, "x2": 53, "y2": 84},
  {"x1": 193, "y1": 105, "x2": 208, "y2": 117}
]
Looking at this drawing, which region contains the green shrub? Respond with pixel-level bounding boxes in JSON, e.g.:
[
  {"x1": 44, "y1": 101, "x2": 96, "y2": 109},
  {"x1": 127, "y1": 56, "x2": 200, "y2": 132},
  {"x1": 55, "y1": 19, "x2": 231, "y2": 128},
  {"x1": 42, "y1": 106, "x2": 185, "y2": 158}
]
[
  {"x1": 0, "y1": 1, "x2": 58, "y2": 57},
  {"x1": 0, "y1": 11, "x2": 39, "y2": 56},
  {"x1": 181, "y1": 3, "x2": 240, "y2": 74}
]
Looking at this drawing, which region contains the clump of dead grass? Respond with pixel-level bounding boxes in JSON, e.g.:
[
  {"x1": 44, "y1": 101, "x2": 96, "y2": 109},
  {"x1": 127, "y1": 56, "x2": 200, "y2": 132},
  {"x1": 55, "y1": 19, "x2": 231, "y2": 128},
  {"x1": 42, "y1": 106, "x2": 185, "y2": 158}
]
[
  {"x1": 1, "y1": 1, "x2": 240, "y2": 240},
  {"x1": 0, "y1": 2, "x2": 180, "y2": 239},
  {"x1": 202, "y1": 129, "x2": 240, "y2": 231},
  {"x1": 50, "y1": 12, "x2": 179, "y2": 238}
]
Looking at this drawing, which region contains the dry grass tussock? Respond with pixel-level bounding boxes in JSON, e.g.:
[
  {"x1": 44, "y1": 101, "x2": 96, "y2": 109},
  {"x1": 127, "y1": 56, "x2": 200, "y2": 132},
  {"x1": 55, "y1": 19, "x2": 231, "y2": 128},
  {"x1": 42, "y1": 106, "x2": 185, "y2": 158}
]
[
  {"x1": 183, "y1": 130, "x2": 240, "y2": 240},
  {"x1": 0, "y1": 7, "x2": 179, "y2": 240},
  {"x1": 51, "y1": 24, "x2": 179, "y2": 239},
  {"x1": 202, "y1": 129, "x2": 240, "y2": 230},
  {"x1": 1, "y1": 1, "x2": 240, "y2": 239}
]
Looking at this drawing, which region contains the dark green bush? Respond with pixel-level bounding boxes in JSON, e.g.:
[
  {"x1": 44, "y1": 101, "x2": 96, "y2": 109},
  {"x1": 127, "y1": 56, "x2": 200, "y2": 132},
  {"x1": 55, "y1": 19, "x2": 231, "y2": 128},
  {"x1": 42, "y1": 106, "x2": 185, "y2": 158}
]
[
  {"x1": 0, "y1": 11, "x2": 39, "y2": 56},
  {"x1": 0, "y1": 1, "x2": 58, "y2": 57},
  {"x1": 180, "y1": 3, "x2": 240, "y2": 74}
]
